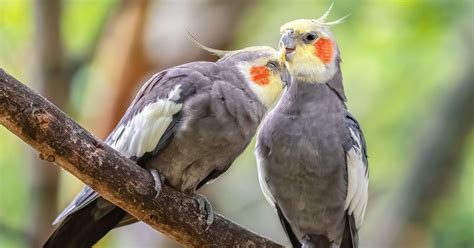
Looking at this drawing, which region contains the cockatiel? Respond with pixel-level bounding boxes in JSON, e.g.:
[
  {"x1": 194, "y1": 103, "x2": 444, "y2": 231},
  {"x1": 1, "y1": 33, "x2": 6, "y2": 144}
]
[
  {"x1": 45, "y1": 44, "x2": 288, "y2": 248},
  {"x1": 256, "y1": 6, "x2": 368, "y2": 248}
]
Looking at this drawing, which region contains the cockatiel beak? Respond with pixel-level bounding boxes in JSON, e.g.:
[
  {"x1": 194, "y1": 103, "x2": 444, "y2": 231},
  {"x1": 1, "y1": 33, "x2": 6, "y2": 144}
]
[{"x1": 279, "y1": 30, "x2": 297, "y2": 61}]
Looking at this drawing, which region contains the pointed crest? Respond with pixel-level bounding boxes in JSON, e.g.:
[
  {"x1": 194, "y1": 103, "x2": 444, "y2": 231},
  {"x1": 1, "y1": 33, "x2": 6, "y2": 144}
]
[
  {"x1": 187, "y1": 32, "x2": 234, "y2": 57},
  {"x1": 315, "y1": 2, "x2": 334, "y2": 23},
  {"x1": 188, "y1": 32, "x2": 276, "y2": 61},
  {"x1": 312, "y1": 3, "x2": 349, "y2": 27}
]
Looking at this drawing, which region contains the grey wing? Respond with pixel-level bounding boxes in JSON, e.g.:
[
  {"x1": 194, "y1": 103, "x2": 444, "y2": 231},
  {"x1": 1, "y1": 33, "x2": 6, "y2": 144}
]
[
  {"x1": 343, "y1": 112, "x2": 369, "y2": 230},
  {"x1": 53, "y1": 69, "x2": 200, "y2": 224}
]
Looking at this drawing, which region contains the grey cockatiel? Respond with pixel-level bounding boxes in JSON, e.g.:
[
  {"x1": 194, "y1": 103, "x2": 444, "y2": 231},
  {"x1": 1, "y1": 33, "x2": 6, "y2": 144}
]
[
  {"x1": 45, "y1": 45, "x2": 287, "y2": 248},
  {"x1": 256, "y1": 8, "x2": 368, "y2": 248}
]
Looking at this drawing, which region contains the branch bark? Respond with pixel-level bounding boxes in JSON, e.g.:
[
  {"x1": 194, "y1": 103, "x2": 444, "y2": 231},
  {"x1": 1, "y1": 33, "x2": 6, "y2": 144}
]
[
  {"x1": 0, "y1": 69, "x2": 283, "y2": 248},
  {"x1": 30, "y1": 1, "x2": 65, "y2": 245}
]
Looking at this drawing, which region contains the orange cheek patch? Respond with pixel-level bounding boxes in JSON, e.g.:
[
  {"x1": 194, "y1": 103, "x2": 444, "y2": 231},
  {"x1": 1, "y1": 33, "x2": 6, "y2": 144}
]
[
  {"x1": 314, "y1": 38, "x2": 334, "y2": 64},
  {"x1": 250, "y1": 66, "x2": 270, "y2": 86}
]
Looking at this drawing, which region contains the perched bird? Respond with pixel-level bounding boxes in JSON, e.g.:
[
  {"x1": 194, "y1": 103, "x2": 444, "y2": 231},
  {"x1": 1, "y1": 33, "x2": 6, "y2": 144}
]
[
  {"x1": 256, "y1": 6, "x2": 368, "y2": 248},
  {"x1": 45, "y1": 44, "x2": 288, "y2": 248}
]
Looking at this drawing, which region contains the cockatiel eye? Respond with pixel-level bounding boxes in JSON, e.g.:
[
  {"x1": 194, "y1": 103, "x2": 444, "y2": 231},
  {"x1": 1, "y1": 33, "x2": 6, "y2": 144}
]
[
  {"x1": 303, "y1": 33, "x2": 318, "y2": 43},
  {"x1": 266, "y1": 60, "x2": 279, "y2": 70}
]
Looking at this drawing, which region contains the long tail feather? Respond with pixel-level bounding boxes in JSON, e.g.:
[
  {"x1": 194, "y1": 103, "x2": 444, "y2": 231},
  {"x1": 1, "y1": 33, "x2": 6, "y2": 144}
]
[{"x1": 44, "y1": 200, "x2": 126, "y2": 248}]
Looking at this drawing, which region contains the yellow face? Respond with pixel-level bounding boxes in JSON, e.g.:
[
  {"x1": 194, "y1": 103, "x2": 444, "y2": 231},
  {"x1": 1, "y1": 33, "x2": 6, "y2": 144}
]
[
  {"x1": 236, "y1": 48, "x2": 289, "y2": 108},
  {"x1": 279, "y1": 19, "x2": 338, "y2": 83},
  {"x1": 189, "y1": 40, "x2": 289, "y2": 107}
]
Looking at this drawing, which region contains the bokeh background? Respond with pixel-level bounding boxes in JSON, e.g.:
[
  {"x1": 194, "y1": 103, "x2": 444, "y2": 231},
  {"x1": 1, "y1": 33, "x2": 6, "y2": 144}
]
[{"x1": 0, "y1": 0, "x2": 472, "y2": 247}]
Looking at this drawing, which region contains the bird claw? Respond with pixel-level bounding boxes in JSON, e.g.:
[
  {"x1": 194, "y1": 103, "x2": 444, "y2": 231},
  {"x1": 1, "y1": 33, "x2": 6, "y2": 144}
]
[
  {"x1": 149, "y1": 168, "x2": 164, "y2": 199},
  {"x1": 194, "y1": 194, "x2": 214, "y2": 226}
]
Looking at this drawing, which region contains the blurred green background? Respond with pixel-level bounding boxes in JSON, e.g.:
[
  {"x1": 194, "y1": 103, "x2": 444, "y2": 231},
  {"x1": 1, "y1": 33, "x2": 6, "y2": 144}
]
[{"x1": 0, "y1": 0, "x2": 472, "y2": 247}]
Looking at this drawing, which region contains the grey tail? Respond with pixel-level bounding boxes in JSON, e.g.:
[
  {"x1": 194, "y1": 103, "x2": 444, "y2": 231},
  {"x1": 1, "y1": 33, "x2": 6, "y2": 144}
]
[
  {"x1": 340, "y1": 213, "x2": 358, "y2": 248},
  {"x1": 43, "y1": 199, "x2": 126, "y2": 248},
  {"x1": 275, "y1": 205, "x2": 301, "y2": 248},
  {"x1": 304, "y1": 234, "x2": 331, "y2": 248}
]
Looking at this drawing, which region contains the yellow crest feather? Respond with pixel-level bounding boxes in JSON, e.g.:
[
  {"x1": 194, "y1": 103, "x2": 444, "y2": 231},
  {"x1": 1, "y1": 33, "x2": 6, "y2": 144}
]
[
  {"x1": 280, "y1": 3, "x2": 349, "y2": 33},
  {"x1": 187, "y1": 32, "x2": 234, "y2": 57},
  {"x1": 188, "y1": 32, "x2": 276, "y2": 59}
]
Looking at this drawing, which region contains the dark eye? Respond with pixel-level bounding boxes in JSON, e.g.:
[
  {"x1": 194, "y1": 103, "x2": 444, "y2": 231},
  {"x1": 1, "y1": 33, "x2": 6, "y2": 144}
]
[
  {"x1": 304, "y1": 33, "x2": 318, "y2": 43},
  {"x1": 266, "y1": 61, "x2": 279, "y2": 70}
]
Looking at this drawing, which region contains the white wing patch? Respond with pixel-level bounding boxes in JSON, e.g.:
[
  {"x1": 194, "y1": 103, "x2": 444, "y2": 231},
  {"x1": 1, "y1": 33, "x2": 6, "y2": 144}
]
[
  {"x1": 109, "y1": 85, "x2": 183, "y2": 158},
  {"x1": 256, "y1": 148, "x2": 277, "y2": 208},
  {"x1": 52, "y1": 85, "x2": 182, "y2": 225},
  {"x1": 344, "y1": 128, "x2": 368, "y2": 229}
]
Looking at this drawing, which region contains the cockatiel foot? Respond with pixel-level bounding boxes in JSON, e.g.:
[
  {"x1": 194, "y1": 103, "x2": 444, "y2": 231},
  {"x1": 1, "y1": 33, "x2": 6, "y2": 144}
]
[
  {"x1": 194, "y1": 194, "x2": 214, "y2": 226},
  {"x1": 149, "y1": 168, "x2": 164, "y2": 199}
]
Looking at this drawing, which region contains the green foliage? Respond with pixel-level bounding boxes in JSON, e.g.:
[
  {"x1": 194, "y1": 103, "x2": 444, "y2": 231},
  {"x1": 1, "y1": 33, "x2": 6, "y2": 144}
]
[
  {"x1": 0, "y1": 127, "x2": 28, "y2": 248},
  {"x1": 62, "y1": 0, "x2": 115, "y2": 57},
  {"x1": 432, "y1": 134, "x2": 474, "y2": 247},
  {"x1": 0, "y1": 0, "x2": 31, "y2": 79}
]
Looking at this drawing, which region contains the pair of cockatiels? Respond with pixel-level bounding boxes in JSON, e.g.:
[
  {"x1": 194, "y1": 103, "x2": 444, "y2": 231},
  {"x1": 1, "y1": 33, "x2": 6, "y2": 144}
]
[{"x1": 45, "y1": 5, "x2": 368, "y2": 248}]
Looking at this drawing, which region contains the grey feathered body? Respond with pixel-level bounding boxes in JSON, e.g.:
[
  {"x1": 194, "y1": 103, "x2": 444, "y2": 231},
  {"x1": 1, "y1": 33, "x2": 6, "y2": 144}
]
[
  {"x1": 257, "y1": 80, "x2": 350, "y2": 243},
  {"x1": 46, "y1": 51, "x2": 273, "y2": 247},
  {"x1": 140, "y1": 62, "x2": 266, "y2": 193}
]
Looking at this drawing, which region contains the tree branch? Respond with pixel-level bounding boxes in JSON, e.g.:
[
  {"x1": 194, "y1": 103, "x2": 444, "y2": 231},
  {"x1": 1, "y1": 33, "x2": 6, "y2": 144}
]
[
  {"x1": 0, "y1": 69, "x2": 283, "y2": 248},
  {"x1": 30, "y1": 1, "x2": 65, "y2": 245}
]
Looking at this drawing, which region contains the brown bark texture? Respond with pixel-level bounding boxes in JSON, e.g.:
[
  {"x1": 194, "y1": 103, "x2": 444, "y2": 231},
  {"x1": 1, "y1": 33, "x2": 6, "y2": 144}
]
[
  {"x1": 0, "y1": 69, "x2": 283, "y2": 248},
  {"x1": 29, "y1": 1, "x2": 65, "y2": 246}
]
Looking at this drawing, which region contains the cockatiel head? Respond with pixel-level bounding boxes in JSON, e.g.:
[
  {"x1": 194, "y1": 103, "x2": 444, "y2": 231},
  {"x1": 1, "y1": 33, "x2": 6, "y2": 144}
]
[
  {"x1": 279, "y1": 4, "x2": 347, "y2": 84},
  {"x1": 192, "y1": 38, "x2": 289, "y2": 108}
]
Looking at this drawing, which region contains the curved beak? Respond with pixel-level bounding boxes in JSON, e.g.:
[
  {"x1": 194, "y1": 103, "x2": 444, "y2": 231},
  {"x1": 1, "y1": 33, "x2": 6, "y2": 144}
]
[{"x1": 280, "y1": 30, "x2": 296, "y2": 61}]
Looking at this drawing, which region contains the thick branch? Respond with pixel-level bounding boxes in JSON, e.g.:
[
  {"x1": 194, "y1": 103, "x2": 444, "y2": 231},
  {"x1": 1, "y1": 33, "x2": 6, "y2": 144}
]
[
  {"x1": 0, "y1": 69, "x2": 282, "y2": 248},
  {"x1": 30, "y1": 1, "x2": 65, "y2": 246}
]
